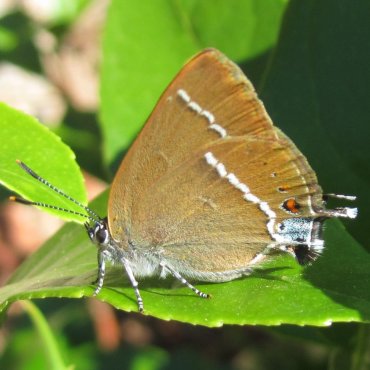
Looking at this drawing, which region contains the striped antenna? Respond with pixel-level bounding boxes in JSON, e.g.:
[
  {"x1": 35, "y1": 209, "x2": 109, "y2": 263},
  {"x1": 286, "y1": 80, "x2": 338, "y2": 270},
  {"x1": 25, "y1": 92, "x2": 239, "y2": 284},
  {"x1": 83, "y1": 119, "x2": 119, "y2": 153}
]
[
  {"x1": 324, "y1": 193, "x2": 357, "y2": 201},
  {"x1": 15, "y1": 160, "x2": 101, "y2": 223},
  {"x1": 9, "y1": 196, "x2": 96, "y2": 222}
]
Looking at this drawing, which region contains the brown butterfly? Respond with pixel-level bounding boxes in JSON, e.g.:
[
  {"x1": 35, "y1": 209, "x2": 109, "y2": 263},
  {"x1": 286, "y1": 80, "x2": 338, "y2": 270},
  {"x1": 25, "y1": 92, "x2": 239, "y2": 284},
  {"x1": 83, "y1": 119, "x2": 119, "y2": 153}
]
[{"x1": 13, "y1": 49, "x2": 357, "y2": 312}]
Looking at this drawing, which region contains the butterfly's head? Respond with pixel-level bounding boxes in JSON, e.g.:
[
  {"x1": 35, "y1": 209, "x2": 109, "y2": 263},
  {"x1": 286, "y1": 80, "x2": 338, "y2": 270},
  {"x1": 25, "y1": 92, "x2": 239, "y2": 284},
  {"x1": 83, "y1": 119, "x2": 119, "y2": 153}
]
[{"x1": 85, "y1": 218, "x2": 110, "y2": 247}]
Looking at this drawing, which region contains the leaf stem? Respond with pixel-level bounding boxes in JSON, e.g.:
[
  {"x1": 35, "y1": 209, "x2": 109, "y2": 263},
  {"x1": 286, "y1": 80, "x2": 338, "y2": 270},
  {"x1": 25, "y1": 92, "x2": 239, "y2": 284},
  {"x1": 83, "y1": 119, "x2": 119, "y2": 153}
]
[{"x1": 20, "y1": 300, "x2": 73, "y2": 370}]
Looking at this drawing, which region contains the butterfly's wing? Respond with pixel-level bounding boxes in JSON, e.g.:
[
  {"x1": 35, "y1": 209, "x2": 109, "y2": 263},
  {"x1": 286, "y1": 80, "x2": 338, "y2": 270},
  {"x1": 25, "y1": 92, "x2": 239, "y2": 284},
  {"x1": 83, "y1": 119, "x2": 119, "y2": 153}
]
[{"x1": 108, "y1": 49, "x2": 323, "y2": 278}]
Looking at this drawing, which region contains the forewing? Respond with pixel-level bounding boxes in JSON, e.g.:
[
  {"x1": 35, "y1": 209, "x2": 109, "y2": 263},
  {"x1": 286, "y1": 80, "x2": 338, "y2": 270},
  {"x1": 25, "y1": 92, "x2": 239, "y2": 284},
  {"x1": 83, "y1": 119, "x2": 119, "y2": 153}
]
[{"x1": 109, "y1": 49, "x2": 277, "y2": 239}]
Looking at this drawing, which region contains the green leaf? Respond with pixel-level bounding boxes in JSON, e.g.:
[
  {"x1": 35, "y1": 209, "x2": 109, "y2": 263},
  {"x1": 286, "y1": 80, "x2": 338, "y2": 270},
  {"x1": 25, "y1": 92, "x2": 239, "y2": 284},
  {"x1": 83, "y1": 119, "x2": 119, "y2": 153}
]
[
  {"x1": 0, "y1": 103, "x2": 87, "y2": 223},
  {"x1": 100, "y1": 0, "x2": 287, "y2": 167},
  {"x1": 185, "y1": 0, "x2": 288, "y2": 61},
  {"x1": 100, "y1": 0, "x2": 198, "y2": 167},
  {"x1": 0, "y1": 192, "x2": 369, "y2": 327}
]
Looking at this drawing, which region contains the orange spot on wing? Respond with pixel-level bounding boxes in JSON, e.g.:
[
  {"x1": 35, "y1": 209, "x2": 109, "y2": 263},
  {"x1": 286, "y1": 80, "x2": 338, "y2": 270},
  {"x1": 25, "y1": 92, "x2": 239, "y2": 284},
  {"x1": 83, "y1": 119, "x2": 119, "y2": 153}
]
[{"x1": 283, "y1": 198, "x2": 301, "y2": 214}]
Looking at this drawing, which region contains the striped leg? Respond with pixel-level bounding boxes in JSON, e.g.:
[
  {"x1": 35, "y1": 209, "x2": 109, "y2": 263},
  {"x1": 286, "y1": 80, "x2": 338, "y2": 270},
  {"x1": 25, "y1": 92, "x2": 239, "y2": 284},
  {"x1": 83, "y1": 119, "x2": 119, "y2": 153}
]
[
  {"x1": 160, "y1": 262, "x2": 210, "y2": 299},
  {"x1": 122, "y1": 258, "x2": 144, "y2": 313},
  {"x1": 93, "y1": 250, "x2": 105, "y2": 296}
]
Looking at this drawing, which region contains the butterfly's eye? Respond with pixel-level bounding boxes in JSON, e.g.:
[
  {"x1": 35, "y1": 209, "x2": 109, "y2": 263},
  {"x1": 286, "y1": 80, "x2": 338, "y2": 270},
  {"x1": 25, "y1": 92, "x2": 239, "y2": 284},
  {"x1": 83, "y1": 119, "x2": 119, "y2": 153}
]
[{"x1": 94, "y1": 224, "x2": 109, "y2": 245}]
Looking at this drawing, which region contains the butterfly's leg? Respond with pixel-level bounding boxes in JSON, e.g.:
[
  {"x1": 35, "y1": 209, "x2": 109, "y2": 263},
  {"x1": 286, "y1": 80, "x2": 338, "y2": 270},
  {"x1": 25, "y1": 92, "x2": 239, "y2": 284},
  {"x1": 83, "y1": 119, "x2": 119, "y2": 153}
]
[
  {"x1": 121, "y1": 258, "x2": 144, "y2": 313},
  {"x1": 93, "y1": 250, "x2": 106, "y2": 295},
  {"x1": 160, "y1": 261, "x2": 211, "y2": 299}
]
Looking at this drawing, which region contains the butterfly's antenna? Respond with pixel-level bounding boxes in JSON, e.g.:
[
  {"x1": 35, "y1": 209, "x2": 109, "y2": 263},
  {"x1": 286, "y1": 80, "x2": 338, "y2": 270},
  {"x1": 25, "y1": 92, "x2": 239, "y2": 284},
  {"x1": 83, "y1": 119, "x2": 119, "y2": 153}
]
[
  {"x1": 16, "y1": 160, "x2": 101, "y2": 222},
  {"x1": 9, "y1": 196, "x2": 98, "y2": 223},
  {"x1": 323, "y1": 193, "x2": 357, "y2": 201}
]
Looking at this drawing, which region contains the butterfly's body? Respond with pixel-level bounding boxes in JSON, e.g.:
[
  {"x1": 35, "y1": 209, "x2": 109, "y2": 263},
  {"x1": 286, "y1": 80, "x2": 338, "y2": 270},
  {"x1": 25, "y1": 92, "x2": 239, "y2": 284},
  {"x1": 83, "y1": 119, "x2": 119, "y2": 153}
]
[
  {"x1": 99, "y1": 238, "x2": 162, "y2": 278},
  {"x1": 98, "y1": 234, "x2": 253, "y2": 282},
  {"x1": 14, "y1": 49, "x2": 357, "y2": 312}
]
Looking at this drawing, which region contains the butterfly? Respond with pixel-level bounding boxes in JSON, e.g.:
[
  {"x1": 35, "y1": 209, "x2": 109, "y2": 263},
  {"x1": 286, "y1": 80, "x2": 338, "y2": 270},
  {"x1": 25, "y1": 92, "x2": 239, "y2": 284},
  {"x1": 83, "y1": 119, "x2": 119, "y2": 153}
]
[{"x1": 13, "y1": 49, "x2": 357, "y2": 312}]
